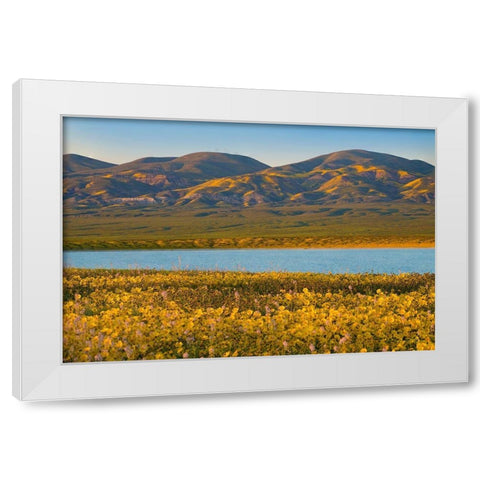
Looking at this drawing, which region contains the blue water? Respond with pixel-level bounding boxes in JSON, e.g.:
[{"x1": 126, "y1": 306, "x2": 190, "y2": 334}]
[{"x1": 63, "y1": 248, "x2": 434, "y2": 274}]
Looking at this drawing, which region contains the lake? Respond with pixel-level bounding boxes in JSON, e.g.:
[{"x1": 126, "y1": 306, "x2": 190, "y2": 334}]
[{"x1": 63, "y1": 248, "x2": 435, "y2": 274}]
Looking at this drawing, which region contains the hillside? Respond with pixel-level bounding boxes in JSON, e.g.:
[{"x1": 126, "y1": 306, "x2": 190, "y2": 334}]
[
  {"x1": 64, "y1": 152, "x2": 270, "y2": 206},
  {"x1": 64, "y1": 149, "x2": 434, "y2": 208},
  {"x1": 63, "y1": 149, "x2": 435, "y2": 249},
  {"x1": 63, "y1": 154, "x2": 116, "y2": 174},
  {"x1": 171, "y1": 150, "x2": 434, "y2": 207}
]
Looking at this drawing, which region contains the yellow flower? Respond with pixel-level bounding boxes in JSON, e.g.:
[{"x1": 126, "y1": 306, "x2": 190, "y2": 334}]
[{"x1": 63, "y1": 268, "x2": 435, "y2": 362}]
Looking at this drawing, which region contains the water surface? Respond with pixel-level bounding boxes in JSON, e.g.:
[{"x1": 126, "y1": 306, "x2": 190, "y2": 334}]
[{"x1": 63, "y1": 248, "x2": 434, "y2": 274}]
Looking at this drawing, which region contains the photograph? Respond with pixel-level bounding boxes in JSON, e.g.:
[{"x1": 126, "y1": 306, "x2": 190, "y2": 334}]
[
  {"x1": 62, "y1": 117, "x2": 435, "y2": 362},
  {"x1": 7, "y1": 1, "x2": 475, "y2": 476}
]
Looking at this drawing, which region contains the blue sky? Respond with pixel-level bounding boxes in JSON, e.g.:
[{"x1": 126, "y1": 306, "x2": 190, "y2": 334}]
[{"x1": 63, "y1": 117, "x2": 436, "y2": 166}]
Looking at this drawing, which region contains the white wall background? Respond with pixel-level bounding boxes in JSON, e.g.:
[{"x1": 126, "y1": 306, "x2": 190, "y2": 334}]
[{"x1": 1, "y1": 1, "x2": 477, "y2": 478}]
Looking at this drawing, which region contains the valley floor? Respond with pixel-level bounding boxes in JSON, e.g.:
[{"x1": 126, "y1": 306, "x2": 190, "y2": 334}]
[
  {"x1": 63, "y1": 269, "x2": 435, "y2": 362},
  {"x1": 63, "y1": 202, "x2": 435, "y2": 249}
]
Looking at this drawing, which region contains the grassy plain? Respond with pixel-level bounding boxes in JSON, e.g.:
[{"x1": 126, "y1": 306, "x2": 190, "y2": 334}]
[
  {"x1": 63, "y1": 202, "x2": 435, "y2": 249},
  {"x1": 63, "y1": 269, "x2": 435, "y2": 362}
]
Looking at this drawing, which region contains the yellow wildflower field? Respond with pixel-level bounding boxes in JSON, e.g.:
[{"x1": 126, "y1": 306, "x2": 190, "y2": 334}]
[{"x1": 63, "y1": 269, "x2": 435, "y2": 362}]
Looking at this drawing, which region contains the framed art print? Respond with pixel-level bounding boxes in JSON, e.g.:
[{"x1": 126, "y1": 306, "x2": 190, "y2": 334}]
[{"x1": 13, "y1": 80, "x2": 469, "y2": 400}]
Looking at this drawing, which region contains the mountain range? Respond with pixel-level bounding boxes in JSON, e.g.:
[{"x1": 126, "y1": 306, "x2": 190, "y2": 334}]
[{"x1": 64, "y1": 149, "x2": 435, "y2": 209}]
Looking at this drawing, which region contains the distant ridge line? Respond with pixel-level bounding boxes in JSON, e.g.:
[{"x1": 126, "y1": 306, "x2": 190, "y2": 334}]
[{"x1": 63, "y1": 149, "x2": 435, "y2": 208}]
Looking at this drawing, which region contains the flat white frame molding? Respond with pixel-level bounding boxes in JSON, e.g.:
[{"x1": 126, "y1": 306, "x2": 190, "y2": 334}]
[{"x1": 12, "y1": 79, "x2": 468, "y2": 401}]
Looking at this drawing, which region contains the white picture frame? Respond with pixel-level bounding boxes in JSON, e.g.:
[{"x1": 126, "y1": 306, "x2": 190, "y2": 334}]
[{"x1": 12, "y1": 79, "x2": 468, "y2": 401}]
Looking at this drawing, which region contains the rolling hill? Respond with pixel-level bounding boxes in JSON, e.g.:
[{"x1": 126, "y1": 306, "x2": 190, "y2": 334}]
[
  {"x1": 63, "y1": 149, "x2": 435, "y2": 249},
  {"x1": 173, "y1": 150, "x2": 434, "y2": 207},
  {"x1": 64, "y1": 152, "x2": 270, "y2": 206},
  {"x1": 63, "y1": 154, "x2": 116, "y2": 174},
  {"x1": 64, "y1": 149, "x2": 434, "y2": 208}
]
